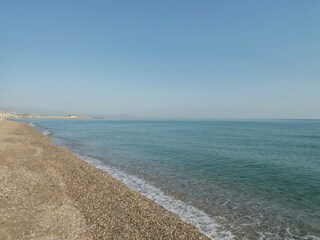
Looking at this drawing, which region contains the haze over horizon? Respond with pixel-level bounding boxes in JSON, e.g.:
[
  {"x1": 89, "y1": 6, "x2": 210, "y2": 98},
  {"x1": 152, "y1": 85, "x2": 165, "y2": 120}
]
[{"x1": 1, "y1": 1, "x2": 320, "y2": 119}]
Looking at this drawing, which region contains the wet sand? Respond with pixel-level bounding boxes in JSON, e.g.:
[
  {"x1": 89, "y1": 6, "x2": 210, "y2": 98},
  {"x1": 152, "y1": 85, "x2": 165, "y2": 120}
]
[{"x1": 0, "y1": 120, "x2": 209, "y2": 239}]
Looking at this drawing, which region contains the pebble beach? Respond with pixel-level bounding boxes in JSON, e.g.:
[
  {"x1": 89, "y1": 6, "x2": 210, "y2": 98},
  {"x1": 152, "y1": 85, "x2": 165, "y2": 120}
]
[{"x1": 0, "y1": 120, "x2": 209, "y2": 240}]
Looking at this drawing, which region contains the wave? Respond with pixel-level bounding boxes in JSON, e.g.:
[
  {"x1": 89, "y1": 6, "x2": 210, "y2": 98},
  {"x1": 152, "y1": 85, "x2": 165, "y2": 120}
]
[
  {"x1": 28, "y1": 122, "x2": 36, "y2": 127},
  {"x1": 78, "y1": 155, "x2": 234, "y2": 240},
  {"x1": 27, "y1": 121, "x2": 51, "y2": 136},
  {"x1": 42, "y1": 129, "x2": 52, "y2": 136}
]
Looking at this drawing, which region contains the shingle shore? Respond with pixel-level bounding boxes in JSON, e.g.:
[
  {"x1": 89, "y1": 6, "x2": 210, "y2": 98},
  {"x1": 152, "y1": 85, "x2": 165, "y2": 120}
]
[{"x1": 0, "y1": 120, "x2": 209, "y2": 239}]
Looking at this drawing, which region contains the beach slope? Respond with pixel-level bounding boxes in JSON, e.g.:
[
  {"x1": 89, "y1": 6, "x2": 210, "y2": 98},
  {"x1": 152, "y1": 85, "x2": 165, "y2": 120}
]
[{"x1": 0, "y1": 120, "x2": 208, "y2": 240}]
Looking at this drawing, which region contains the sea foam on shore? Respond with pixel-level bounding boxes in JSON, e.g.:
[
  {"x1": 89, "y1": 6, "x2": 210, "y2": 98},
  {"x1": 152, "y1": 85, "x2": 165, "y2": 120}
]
[
  {"x1": 4, "y1": 120, "x2": 211, "y2": 239},
  {"x1": 28, "y1": 121, "x2": 231, "y2": 239},
  {"x1": 78, "y1": 155, "x2": 234, "y2": 240},
  {"x1": 28, "y1": 122, "x2": 36, "y2": 127},
  {"x1": 25, "y1": 119, "x2": 320, "y2": 240}
]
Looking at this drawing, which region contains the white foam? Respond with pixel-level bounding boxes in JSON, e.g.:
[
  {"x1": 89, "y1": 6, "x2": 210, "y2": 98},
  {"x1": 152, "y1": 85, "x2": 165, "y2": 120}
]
[
  {"x1": 285, "y1": 227, "x2": 320, "y2": 240},
  {"x1": 28, "y1": 122, "x2": 36, "y2": 127},
  {"x1": 42, "y1": 130, "x2": 52, "y2": 136},
  {"x1": 28, "y1": 121, "x2": 52, "y2": 136},
  {"x1": 79, "y1": 155, "x2": 234, "y2": 240}
]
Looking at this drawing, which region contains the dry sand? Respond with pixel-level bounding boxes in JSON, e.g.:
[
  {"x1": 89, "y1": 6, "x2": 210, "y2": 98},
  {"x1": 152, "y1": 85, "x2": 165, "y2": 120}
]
[{"x1": 0, "y1": 120, "x2": 209, "y2": 240}]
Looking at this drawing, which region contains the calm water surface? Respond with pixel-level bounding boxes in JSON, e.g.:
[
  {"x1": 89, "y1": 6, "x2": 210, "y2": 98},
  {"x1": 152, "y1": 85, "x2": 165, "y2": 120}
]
[{"x1": 22, "y1": 119, "x2": 320, "y2": 239}]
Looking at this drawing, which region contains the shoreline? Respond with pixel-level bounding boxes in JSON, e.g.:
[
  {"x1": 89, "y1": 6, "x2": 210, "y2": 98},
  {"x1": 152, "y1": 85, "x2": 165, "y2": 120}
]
[
  {"x1": 74, "y1": 155, "x2": 227, "y2": 239},
  {"x1": 0, "y1": 120, "x2": 209, "y2": 239},
  {"x1": 27, "y1": 121, "x2": 229, "y2": 239}
]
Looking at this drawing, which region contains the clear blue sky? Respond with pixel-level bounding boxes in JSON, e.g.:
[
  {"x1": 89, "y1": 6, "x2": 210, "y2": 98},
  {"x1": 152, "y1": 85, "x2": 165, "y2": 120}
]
[{"x1": 1, "y1": 0, "x2": 319, "y2": 118}]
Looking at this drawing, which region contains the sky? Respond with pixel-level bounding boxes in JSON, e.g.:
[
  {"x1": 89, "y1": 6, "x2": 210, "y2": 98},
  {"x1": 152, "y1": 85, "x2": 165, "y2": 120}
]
[{"x1": 1, "y1": 0, "x2": 320, "y2": 119}]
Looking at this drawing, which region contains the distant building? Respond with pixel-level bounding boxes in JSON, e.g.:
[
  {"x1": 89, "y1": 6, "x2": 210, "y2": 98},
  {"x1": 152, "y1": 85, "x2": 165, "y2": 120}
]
[{"x1": 0, "y1": 110, "x2": 89, "y2": 119}]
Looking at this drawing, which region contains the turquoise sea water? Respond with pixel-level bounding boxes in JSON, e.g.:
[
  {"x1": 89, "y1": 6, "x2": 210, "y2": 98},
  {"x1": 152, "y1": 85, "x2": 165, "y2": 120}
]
[{"x1": 22, "y1": 119, "x2": 320, "y2": 239}]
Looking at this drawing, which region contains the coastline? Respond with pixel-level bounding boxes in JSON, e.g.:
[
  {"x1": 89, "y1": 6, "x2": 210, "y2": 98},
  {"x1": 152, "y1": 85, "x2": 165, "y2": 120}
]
[{"x1": 0, "y1": 120, "x2": 209, "y2": 239}]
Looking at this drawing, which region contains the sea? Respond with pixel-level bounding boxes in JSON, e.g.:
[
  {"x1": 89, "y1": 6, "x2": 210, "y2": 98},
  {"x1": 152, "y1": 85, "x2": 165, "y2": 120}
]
[{"x1": 21, "y1": 119, "x2": 320, "y2": 240}]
